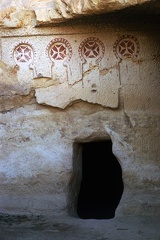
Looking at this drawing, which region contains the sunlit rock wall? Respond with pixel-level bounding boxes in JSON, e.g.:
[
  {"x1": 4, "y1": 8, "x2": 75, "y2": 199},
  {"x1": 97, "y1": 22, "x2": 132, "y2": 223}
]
[
  {"x1": 0, "y1": 0, "x2": 152, "y2": 27},
  {"x1": 0, "y1": 8, "x2": 160, "y2": 216}
]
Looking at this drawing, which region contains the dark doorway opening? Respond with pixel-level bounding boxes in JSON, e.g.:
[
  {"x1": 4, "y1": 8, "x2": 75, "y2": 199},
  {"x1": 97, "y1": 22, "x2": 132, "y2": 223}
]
[{"x1": 77, "y1": 140, "x2": 124, "y2": 219}]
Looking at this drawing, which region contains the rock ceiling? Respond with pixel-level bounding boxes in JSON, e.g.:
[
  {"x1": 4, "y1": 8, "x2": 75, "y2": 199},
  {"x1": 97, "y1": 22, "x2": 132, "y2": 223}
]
[{"x1": 0, "y1": 0, "x2": 160, "y2": 28}]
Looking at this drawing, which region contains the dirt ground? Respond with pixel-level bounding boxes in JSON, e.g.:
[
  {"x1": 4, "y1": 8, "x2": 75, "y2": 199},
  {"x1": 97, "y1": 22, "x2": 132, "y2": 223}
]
[{"x1": 0, "y1": 214, "x2": 160, "y2": 240}]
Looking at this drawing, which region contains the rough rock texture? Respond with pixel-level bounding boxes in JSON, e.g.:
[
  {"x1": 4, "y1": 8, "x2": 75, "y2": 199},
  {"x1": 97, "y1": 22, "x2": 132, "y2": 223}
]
[
  {"x1": 0, "y1": 1, "x2": 160, "y2": 217},
  {"x1": 0, "y1": 0, "x2": 160, "y2": 27}
]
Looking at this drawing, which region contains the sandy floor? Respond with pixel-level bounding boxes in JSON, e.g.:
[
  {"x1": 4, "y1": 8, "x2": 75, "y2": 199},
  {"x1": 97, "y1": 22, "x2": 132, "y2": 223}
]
[{"x1": 0, "y1": 214, "x2": 160, "y2": 240}]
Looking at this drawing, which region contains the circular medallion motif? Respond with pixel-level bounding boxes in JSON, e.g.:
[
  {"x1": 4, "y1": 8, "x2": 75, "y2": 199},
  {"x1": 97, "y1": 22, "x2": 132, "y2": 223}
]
[
  {"x1": 113, "y1": 35, "x2": 140, "y2": 60},
  {"x1": 79, "y1": 37, "x2": 105, "y2": 63},
  {"x1": 47, "y1": 38, "x2": 72, "y2": 62},
  {"x1": 50, "y1": 43, "x2": 66, "y2": 60},
  {"x1": 83, "y1": 41, "x2": 100, "y2": 58},
  {"x1": 13, "y1": 43, "x2": 34, "y2": 65}
]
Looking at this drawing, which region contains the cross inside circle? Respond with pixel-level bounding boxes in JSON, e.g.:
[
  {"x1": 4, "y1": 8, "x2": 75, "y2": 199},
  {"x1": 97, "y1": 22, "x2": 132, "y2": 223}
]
[
  {"x1": 83, "y1": 41, "x2": 100, "y2": 59},
  {"x1": 50, "y1": 43, "x2": 66, "y2": 60},
  {"x1": 118, "y1": 39, "x2": 136, "y2": 58},
  {"x1": 14, "y1": 44, "x2": 33, "y2": 64}
]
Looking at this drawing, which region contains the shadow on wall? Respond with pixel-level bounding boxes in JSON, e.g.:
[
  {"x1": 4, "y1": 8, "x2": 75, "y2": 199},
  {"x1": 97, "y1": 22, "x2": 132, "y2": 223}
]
[{"x1": 77, "y1": 140, "x2": 124, "y2": 219}]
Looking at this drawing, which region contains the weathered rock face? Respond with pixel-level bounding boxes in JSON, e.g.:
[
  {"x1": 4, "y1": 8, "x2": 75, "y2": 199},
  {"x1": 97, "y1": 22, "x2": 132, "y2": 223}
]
[
  {"x1": 0, "y1": 1, "x2": 160, "y2": 217},
  {"x1": 0, "y1": 0, "x2": 160, "y2": 27}
]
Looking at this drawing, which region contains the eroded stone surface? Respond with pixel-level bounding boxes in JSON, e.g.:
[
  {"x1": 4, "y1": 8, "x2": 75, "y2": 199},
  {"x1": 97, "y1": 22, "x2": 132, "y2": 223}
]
[
  {"x1": 0, "y1": 2, "x2": 160, "y2": 218},
  {"x1": 1, "y1": 30, "x2": 122, "y2": 109},
  {"x1": 2, "y1": 26, "x2": 159, "y2": 110},
  {"x1": 0, "y1": 215, "x2": 160, "y2": 240},
  {"x1": 0, "y1": 103, "x2": 160, "y2": 216},
  {"x1": 0, "y1": 0, "x2": 159, "y2": 27}
]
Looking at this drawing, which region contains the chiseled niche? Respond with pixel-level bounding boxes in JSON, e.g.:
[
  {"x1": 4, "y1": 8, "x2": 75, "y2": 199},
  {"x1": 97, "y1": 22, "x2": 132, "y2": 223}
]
[{"x1": 1, "y1": 32, "x2": 140, "y2": 109}]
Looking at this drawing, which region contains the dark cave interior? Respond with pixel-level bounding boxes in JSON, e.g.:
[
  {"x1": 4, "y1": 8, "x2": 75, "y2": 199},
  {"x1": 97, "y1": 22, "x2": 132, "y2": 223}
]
[{"x1": 77, "y1": 140, "x2": 124, "y2": 219}]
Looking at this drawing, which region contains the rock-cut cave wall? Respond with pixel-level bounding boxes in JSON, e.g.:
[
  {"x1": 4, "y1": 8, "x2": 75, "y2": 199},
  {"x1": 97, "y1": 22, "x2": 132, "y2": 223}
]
[{"x1": 0, "y1": 1, "x2": 160, "y2": 217}]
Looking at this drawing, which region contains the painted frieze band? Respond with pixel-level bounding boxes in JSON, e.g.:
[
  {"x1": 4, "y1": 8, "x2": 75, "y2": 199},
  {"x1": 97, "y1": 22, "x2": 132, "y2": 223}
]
[{"x1": 11, "y1": 35, "x2": 140, "y2": 66}]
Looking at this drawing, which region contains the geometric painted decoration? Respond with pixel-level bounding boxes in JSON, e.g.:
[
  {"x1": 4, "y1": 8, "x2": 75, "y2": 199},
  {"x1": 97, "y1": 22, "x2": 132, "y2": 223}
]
[
  {"x1": 13, "y1": 42, "x2": 34, "y2": 65},
  {"x1": 78, "y1": 37, "x2": 105, "y2": 63},
  {"x1": 47, "y1": 38, "x2": 72, "y2": 62},
  {"x1": 113, "y1": 35, "x2": 140, "y2": 60}
]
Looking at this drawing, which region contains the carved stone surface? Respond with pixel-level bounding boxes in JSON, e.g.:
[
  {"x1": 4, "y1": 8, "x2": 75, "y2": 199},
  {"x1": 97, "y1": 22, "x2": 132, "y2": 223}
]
[
  {"x1": 1, "y1": 32, "x2": 122, "y2": 109},
  {"x1": 0, "y1": 9, "x2": 160, "y2": 218},
  {"x1": 13, "y1": 43, "x2": 34, "y2": 65},
  {"x1": 113, "y1": 35, "x2": 140, "y2": 60}
]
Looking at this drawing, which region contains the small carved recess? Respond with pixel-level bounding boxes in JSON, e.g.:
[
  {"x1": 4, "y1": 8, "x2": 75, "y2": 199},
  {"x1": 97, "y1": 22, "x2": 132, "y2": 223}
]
[
  {"x1": 47, "y1": 38, "x2": 72, "y2": 62},
  {"x1": 79, "y1": 37, "x2": 105, "y2": 63},
  {"x1": 113, "y1": 35, "x2": 140, "y2": 60},
  {"x1": 13, "y1": 42, "x2": 34, "y2": 65}
]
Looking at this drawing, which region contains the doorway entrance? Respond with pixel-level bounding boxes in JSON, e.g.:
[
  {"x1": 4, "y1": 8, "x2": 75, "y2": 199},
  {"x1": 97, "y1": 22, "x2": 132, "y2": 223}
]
[{"x1": 77, "y1": 140, "x2": 124, "y2": 219}]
